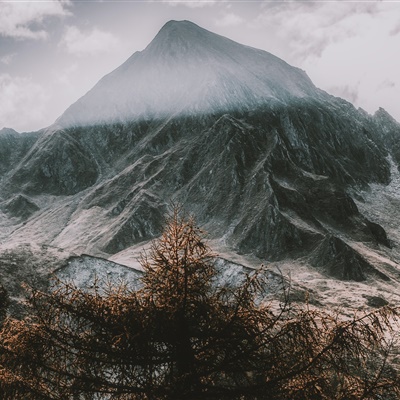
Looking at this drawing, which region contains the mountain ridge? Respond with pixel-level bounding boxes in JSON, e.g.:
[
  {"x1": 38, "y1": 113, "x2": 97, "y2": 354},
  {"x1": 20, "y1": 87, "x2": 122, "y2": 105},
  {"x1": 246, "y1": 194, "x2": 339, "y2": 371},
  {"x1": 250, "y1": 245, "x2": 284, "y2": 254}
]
[{"x1": 1, "y1": 20, "x2": 400, "y2": 315}]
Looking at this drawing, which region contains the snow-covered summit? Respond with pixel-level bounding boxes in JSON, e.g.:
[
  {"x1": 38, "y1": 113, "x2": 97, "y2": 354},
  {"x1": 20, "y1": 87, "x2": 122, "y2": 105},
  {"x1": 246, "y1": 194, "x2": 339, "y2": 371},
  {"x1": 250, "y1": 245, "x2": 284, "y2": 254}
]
[{"x1": 57, "y1": 20, "x2": 321, "y2": 128}]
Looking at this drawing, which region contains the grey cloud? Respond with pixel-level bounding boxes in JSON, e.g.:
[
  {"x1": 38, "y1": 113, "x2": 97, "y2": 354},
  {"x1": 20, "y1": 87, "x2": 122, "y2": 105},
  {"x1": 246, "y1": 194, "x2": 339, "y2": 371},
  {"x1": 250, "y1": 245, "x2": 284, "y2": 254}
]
[
  {"x1": 0, "y1": 53, "x2": 16, "y2": 65},
  {"x1": 255, "y1": 1, "x2": 383, "y2": 61},
  {"x1": 329, "y1": 84, "x2": 359, "y2": 105},
  {"x1": 377, "y1": 79, "x2": 396, "y2": 91},
  {"x1": 60, "y1": 26, "x2": 120, "y2": 56},
  {"x1": 0, "y1": 74, "x2": 49, "y2": 131},
  {"x1": 390, "y1": 21, "x2": 400, "y2": 36},
  {"x1": 215, "y1": 12, "x2": 244, "y2": 27},
  {"x1": 161, "y1": 0, "x2": 217, "y2": 9},
  {"x1": 0, "y1": 1, "x2": 71, "y2": 40}
]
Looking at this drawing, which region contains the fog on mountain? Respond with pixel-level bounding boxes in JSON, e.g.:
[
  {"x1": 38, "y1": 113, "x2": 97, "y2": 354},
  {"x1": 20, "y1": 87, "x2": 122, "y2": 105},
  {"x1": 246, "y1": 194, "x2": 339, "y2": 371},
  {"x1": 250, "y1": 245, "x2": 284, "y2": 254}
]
[{"x1": 1, "y1": 19, "x2": 400, "y2": 399}]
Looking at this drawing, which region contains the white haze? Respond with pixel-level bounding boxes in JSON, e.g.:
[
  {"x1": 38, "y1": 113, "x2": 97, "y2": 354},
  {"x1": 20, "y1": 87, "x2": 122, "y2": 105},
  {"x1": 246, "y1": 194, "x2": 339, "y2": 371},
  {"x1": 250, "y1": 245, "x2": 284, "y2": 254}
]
[{"x1": 57, "y1": 21, "x2": 319, "y2": 128}]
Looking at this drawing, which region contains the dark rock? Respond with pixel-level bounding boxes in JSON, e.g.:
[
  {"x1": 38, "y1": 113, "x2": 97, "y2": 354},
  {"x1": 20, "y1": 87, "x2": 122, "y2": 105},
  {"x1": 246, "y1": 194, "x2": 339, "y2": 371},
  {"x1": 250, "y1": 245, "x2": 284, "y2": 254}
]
[
  {"x1": 364, "y1": 220, "x2": 391, "y2": 248},
  {"x1": 232, "y1": 203, "x2": 324, "y2": 261},
  {"x1": 373, "y1": 108, "x2": 400, "y2": 169},
  {"x1": 7, "y1": 129, "x2": 99, "y2": 195},
  {"x1": 2, "y1": 194, "x2": 40, "y2": 220},
  {"x1": 103, "y1": 193, "x2": 166, "y2": 253},
  {"x1": 0, "y1": 128, "x2": 39, "y2": 176},
  {"x1": 310, "y1": 236, "x2": 390, "y2": 281},
  {"x1": 363, "y1": 295, "x2": 389, "y2": 308}
]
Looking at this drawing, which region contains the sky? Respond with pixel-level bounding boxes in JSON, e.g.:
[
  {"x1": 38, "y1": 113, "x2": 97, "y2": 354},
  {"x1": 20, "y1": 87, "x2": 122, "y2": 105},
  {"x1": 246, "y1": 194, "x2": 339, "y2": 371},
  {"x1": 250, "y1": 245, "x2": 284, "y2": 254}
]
[{"x1": 0, "y1": 0, "x2": 399, "y2": 132}]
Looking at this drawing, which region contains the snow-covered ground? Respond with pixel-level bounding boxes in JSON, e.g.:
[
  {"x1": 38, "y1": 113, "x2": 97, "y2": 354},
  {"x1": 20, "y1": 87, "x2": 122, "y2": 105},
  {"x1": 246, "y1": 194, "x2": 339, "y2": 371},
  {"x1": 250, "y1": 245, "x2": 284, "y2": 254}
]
[{"x1": 55, "y1": 254, "x2": 143, "y2": 293}]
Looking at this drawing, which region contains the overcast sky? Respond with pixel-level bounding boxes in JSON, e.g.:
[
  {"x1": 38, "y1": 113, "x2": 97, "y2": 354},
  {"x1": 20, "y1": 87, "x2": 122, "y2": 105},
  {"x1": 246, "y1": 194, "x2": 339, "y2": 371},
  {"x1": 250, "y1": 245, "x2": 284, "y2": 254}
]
[{"x1": 0, "y1": 0, "x2": 399, "y2": 132}]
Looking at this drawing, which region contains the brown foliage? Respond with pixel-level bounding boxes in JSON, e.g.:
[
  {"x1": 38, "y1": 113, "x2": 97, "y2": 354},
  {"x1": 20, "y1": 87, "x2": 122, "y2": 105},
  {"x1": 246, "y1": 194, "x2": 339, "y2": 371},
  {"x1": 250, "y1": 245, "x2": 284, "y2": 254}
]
[{"x1": 0, "y1": 208, "x2": 399, "y2": 399}]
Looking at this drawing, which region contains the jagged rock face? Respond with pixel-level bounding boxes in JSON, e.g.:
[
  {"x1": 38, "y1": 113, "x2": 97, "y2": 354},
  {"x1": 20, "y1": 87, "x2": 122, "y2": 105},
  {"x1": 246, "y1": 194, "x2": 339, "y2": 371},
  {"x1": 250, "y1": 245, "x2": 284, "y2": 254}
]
[
  {"x1": 5, "y1": 129, "x2": 99, "y2": 195},
  {"x1": 0, "y1": 20, "x2": 399, "y2": 284},
  {"x1": 0, "y1": 128, "x2": 38, "y2": 176},
  {"x1": 310, "y1": 236, "x2": 390, "y2": 282},
  {"x1": 373, "y1": 107, "x2": 400, "y2": 169},
  {"x1": 2, "y1": 194, "x2": 39, "y2": 220},
  {"x1": 2, "y1": 102, "x2": 394, "y2": 267}
]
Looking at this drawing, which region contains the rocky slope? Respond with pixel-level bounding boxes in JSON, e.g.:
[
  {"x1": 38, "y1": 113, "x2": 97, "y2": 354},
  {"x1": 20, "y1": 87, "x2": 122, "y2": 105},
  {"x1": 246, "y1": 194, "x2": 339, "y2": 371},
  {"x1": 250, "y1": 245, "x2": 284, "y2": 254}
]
[
  {"x1": 1, "y1": 20, "x2": 400, "y2": 312},
  {"x1": 0, "y1": 128, "x2": 39, "y2": 178}
]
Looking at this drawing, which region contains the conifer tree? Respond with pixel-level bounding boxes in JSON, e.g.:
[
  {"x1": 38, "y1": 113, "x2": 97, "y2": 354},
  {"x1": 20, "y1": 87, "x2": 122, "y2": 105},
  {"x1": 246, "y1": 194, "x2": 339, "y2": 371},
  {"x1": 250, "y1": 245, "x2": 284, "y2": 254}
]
[{"x1": 0, "y1": 208, "x2": 399, "y2": 399}]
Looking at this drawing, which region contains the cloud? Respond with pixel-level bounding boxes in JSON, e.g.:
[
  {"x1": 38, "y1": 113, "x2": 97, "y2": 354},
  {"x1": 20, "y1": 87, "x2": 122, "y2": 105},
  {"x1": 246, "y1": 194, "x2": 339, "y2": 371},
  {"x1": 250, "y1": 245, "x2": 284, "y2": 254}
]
[
  {"x1": 0, "y1": 74, "x2": 49, "y2": 131},
  {"x1": 0, "y1": 53, "x2": 16, "y2": 65},
  {"x1": 390, "y1": 21, "x2": 400, "y2": 36},
  {"x1": 162, "y1": 0, "x2": 217, "y2": 8},
  {"x1": 328, "y1": 83, "x2": 360, "y2": 105},
  {"x1": 215, "y1": 12, "x2": 244, "y2": 27},
  {"x1": 55, "y1": 63, "x2": 79, "y2": 86},
  {"x1": 0, "y1": 0, "x2": 71, "y2": 40},
  {"x1": 376, "y1": 79, "x2": 396, "y2": 92},
  {"x1": 255, "y1": 1, "x2": 384, "y2": 61},
  {"x1": 61, "y1": 26, "x2": 120, "y2": 56},
  {"x1": 297, "y1": 6, "x2": 400, "y2": 121},
  {"x1": 250, "y1": 1, "x2": 400, "y2": 122}
]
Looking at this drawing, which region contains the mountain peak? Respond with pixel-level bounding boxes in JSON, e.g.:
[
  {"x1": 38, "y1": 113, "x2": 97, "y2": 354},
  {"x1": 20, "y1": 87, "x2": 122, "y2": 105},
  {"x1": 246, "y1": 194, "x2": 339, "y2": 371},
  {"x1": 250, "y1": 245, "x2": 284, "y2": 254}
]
[
  {"x1": 160, "y1": 19, "x2": 199, "y2": 31},
  {"x1": 57, "y1": 20, "x2": 320, "y2": 128},
  {"x1": 374, "y1": 107, "x2": 398, "y2": 124},
  {"x1": 0, "y1": 127, "x2": 19, "y2": 136},
  {"x1": 144, "y1": 19, "x2": 227, "y2": 58},
  {"x1": 156, "y1": 20, "x2": 208, "y2": 38}
]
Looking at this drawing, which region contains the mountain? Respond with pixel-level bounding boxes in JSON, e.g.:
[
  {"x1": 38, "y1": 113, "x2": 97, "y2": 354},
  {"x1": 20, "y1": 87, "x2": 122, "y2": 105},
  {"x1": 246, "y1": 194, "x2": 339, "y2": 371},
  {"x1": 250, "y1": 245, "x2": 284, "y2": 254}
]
[
  {"x1": 1, "y1": 20, "x2": 400, "y2": 313},
  {"x1": 0, "y1": 128, "x2": 39, "y2": 177},
  {"x1": 57, "y1": 20, "x2": 321, "y2": 128}
]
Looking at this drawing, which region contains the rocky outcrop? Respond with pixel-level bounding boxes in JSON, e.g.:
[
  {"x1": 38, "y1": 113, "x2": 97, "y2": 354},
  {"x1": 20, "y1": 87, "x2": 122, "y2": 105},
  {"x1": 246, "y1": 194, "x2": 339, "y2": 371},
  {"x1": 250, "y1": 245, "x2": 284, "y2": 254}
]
[
  {"x1": 2, "y1": 194, "x2": 39, "y2": 220},
  {"x1": 232, "y1": 202, "x2": 324, "y2": 260},
  {"x1": 6, "y1": 129, "x2": 99, "y2": 195},
  {"x1": 310, "y1": 236, "x2": 390, "y2": 281},
  {"x1": 373, "y1": 107, "x2": 400, "y2": 169},
  {"x1": 0, "y1": 128, "x2": 38, "y2": 176},
  {"x1": 102, "y1": 192, "x2": 165, "y2": 253}
]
